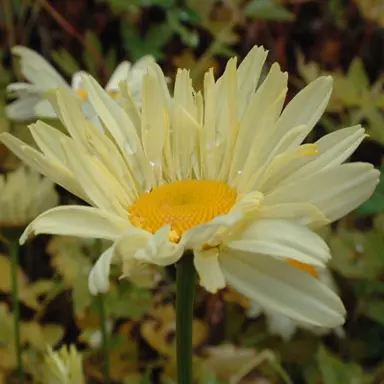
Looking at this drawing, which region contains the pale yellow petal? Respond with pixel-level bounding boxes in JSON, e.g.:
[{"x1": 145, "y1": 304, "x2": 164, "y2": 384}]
[
  {"x1": 220, "y1": 250, "x2": 345, "y2": 327},
  {"x1": 20, "y1": 206, "x2": 131, "y2": 244},
  {"x1": 194, "y1": 248, "x2": 226, "y2": 293}
]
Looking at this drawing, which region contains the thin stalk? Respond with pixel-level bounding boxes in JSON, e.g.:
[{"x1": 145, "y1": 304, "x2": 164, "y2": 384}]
[
  {"x1": 176, "y1": 252, "x2": 197, "y2": 384},
  {"x1": 96, "y1": 293, "x2": 110, "y2": 384},
  {"x1": 9, "y1": 239, "x2": 24, "y2": 383}
]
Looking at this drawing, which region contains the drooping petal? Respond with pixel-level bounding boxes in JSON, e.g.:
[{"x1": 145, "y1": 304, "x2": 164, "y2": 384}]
[
  {"x1": 194, "y1": 248, "x2": 226, "y2": 293},
  {"x1": 88, "y1": 246, "x2": 115, "y2": 295},
  {"x1": 113, "y1": 228, "x2": 151, "y2": 277},
  {"x1": 220, "y1": 250, "x2": 346, "y2": 327},
  {"x1": 134, "y1": 226, "x2": 184, "y2": 266},
  {"x1": 227, "y1": 219, "x2": 330, "y2": 266},
  {"x1": 181, "y1": 211, "x2": 243, "y2": 249},
  {"x1": 20, "y1": 206, "x2": 131, "y2": 244}
]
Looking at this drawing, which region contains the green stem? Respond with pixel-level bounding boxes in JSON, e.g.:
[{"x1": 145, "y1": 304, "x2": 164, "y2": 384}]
[
  {"x1": 9, "y1": 240, "x2": 24, "y2": 383},
  {"x1": 97, "y1": 293, "x2": 110, "y2": 384},
  {"x1": 176, "y1": 252, "x2": 197, "y2": 384}
]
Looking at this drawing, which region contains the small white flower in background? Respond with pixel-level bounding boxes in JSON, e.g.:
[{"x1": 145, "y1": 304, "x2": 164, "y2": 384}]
[
  {"x1": 247, "y1": 268, "x2": 345, "y2": 341},
  {"x1": 0, "y1": 166, "x2": 59, "y2": 228},
  {"x1": 6, "y1": 46, "x2": 154, "y2": 122},
  {"x1": 1, "y1": 45, "x2": 380, "y2": 328},
  {"x1": 41, "y1": 345, "x2": 85, "y2": 384}
]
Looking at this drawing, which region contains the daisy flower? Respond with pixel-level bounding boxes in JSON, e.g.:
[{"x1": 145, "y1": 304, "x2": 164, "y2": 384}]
[
  {"x1": 40, "y1": 345, "x2": 85, "y2": 384},
  {"x1": 0, "y1": 46, "x2": 379, "y2": 327},
  {"x1": 6, "y1": 46, "x2": 153, "y2": 122},
  {"x1": 0, "y1": 166, "x2": 59, "y2": 228}
]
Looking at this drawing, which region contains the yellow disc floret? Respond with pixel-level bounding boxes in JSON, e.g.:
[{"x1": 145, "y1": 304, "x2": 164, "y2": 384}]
[{"x1": 128, "y1": 180, "x2": 237, "y2": 241}]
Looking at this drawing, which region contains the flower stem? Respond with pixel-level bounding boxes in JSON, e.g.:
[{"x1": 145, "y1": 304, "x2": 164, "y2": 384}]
[
  {"x1": 97, "y1": 292, "x2": 110, "y2": 384},
  {"x1": 9, "y1": 239, "x2": 24, "y2": 383},
  {"x1": 176, "y1": 251, "x2": 197, "y2": 384}
]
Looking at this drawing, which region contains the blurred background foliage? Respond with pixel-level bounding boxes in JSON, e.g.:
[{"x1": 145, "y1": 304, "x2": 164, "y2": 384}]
[{"x1": 0, "y1": 0, "x2": 383, "y2": 383}]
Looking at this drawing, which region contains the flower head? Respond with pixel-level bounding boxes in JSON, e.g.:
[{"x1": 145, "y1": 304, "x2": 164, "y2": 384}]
[
  {"x1": 1, "y1": 46, "x2": 379, "y2": 327},
  {"x1": 6, "y1": 46, "x2": 153, "y2": 122},
  {"x1": 0, "y1": 166, "x2": 58, "y2": 228},
  {"x1": 41, "y1": 345, "x2": 85, "y2": 384}
]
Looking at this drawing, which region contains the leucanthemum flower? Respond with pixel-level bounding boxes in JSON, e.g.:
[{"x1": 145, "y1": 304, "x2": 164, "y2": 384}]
[
  {"x1": 1, "y1": 46, "x2": 379, "y2": 327},
  {"x1": 6, "y1": 46, "x2": 153, "y2": 122},
  {"x1": 41, "y1": 345, "x2": 85, "y2": 384},
  {"x1": 0, "y1": 166, "x2": 59, "y2": 228}
]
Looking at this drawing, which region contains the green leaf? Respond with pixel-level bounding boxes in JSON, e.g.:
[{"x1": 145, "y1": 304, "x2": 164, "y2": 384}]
[
  {"x1": 167, "y1": 9, "x2": 199, "y2": 47},
  {"x1": 83, "y1": 30, "x2": 103, "y2": 76},
  {"x1": 52, "y1": 49, "x2": 81, "y2": 77},
  {"x1": 104, "y1": 283, "x2": 153, "y2": 320},
  {"x1": 364, "y1": 300, "x2": 384, "y2": 325},
  {"x1": 244, "y1": 0, "x2": 294, "y2": 21},
  {"x1": 317, "y1": 345, "x2": 366, "y2": 384},
  {"x1": 121, "y1": 24, "x2": 173, "y2": 60},
  {"x1": 348, "y1": 58, "x2": 370, "y2": 92}
]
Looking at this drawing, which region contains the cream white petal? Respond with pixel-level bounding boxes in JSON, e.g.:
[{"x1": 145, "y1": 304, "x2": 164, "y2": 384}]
[
  {"x1": 241, "y1": 125, "x2": 308, "y2": 192},
  {"x1": 48, "y1": 88, "x2": 138, "y2": 201},
  {"x1": 260, "y1": 126, "x2": 366, "y2": 193},
  {"x1": 0, "y1": 133, "x2": 87, "y2": 201},
  {"x1": 115, "y1": 82, "x2": 141, "y2": 136},
  {"x1": 61, "y1": 137, "x2": 130, "y2": 214},
  {"x1": 105, "y1": 61, "x2": 131, "y2": 91},
  {"x1": 146, "y1": 62, "x2": 172, "y2": 108},
  {"x1": 194, "y1": 248, "x2": 226, "y2": 293},
  {"x1": 227, "y1": 219, "x2": 330, "y2": 266},
  {"x1": 260, "y1": 202, "x2": 329, "y2": 228},
  {"x1": 181, "y1": 211, "x2": 243, "y2": 249},
  {"x1": 12, "y1": 46, "x2": 68, "y2": 90},
  {"x1": 6, "y1": 96, "x2": 40, "y2": 121},
  {"x1": 273, "y1": 76, "x2": 333, "y2": 149},
  {"x1": 29, "y1": 121, "x2": 69, "y2": 165},
  {"x1": 20, "y1": 205, "x2": 131, "y2": 244},
  {"x1": 230, "y1": 63, "x2": 288, "y2": 185},
  {"x1": 88, "y1": 246, "x2": 115, "y2": 295},
  {"x1": 82, "y1": 73, "x2": 155, "y2": 190},
  {"x1": 141, "y1": 73, "x2": 167, "y2": 183},
  {"x1": 265, "y1": 163, "x2": 380, "y2": 223},
  {"x1": 276, "y1": 125, "x2": 366, "y2": 187},
  {"x1": 236, "y1": 45, "x2": 268, "y2": 117},
  {"x1": 220, "y1": 250, "x2": 346, "y2": 327},
  {"x1": 71, "y1": 71, "x2": 87, "y2": 89},
  {"x1": 7, "y1": 82, "x2": 41, "y2": 95},
  {"x1": 135, "y1": 226, "x2": 184, "y2": 266},
  {"x1": 113, "y1": 228, "x2": 152, "y2": 277},
  {"x1": 34, "y1": 99, "x2": 58, "y2": 119}
]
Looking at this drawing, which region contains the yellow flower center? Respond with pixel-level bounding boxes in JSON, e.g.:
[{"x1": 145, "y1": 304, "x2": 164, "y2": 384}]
[
  {"x1": 287, "y1": 259, "x2": 318, "y2": 278},
  {"x1": 75, "y1": 88, "x2": 117, "y2": 102},
  {"x1": 128, "y1": 180, "x2": 237, "y2": 241}
]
